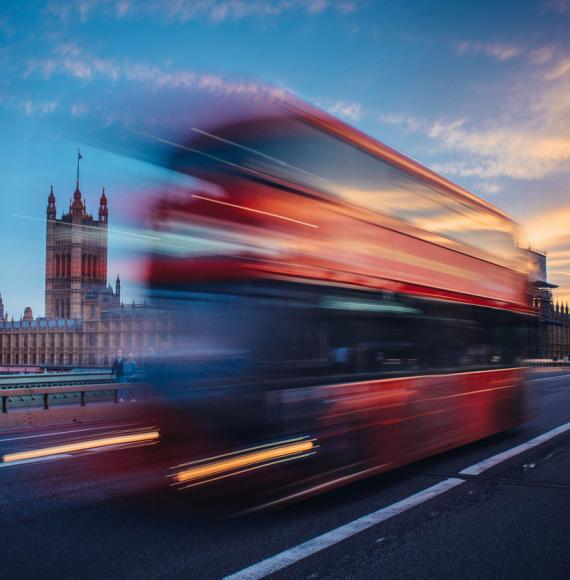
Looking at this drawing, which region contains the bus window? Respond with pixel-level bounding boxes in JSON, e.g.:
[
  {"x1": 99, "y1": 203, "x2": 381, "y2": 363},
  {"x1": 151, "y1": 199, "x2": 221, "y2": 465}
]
[{"x1": 186, "y1": 118, "x2": 518, "y2": 264}]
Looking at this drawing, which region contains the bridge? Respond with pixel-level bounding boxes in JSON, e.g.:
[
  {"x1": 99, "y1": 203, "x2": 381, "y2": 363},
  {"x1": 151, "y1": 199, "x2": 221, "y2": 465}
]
[
  {"x1": 0, "y1": 368, "x2": 568, "y2": 579},
  {"x1": 0, "y1": 370, "x2": 147, "y2": 428}
]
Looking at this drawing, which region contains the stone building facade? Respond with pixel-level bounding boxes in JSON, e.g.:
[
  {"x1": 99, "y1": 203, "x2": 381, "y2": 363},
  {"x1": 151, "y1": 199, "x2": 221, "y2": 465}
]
[
  {"x1": 545, "y1": 302, "x2": 570, "y2": 359},
  {"x1": 0, "y1": 180, "x2": 172, "y2": 369},
  {"x1": 527, "y1": 248, "x2": 570, "y2": 359}
]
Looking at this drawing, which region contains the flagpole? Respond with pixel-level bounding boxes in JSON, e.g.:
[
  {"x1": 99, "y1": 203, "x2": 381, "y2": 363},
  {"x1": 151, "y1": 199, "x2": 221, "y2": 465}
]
[{"x1": 77, "y1": 148, "x2": 81, "y2": 185}]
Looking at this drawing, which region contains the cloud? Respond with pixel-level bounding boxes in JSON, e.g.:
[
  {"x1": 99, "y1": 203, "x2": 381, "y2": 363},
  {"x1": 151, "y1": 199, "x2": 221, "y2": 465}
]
[
  {"x1": 377, "y1": 109, "x2": 570, "y2": 180},
  {"x1": 44, "y1": 0, "x2": 358, "y2": 23},
  {"x1": 529, "y1": 46, "x2": 556, "y2": 65},
  {"x1": 521, "y1": 208, "x2": 570, "y2": 302},
  {"x1": 426, "y1": 120, "x2": 570, "y2": 180},
  {"x1": 456, "y1": 41, "x2": 522, "y2": 62},
  {"x1": 70, "y1": 103, "x2": 89, "y2": 117},
  {"x1": 544, "y1": 56, "x2": 570, "y2": 80},
  {"x1": 377, "y1": 112, "x2": 424, "y2": 133},
  {"x1": 23, "y1": 47, "x2": 288, "y2": 100},
  {"x1": 472, "y1": 181, "x2": 502, "y2": 196},
  {"x1": 17, "y1": 100, "x2": 58, "y2": 116},
  {"x1": 524, "y1": 206, "x2": 570, "y2": 249},
  {"x1": 327, "y1": 100, "x2": 363, "y2": 121},
  {"x1": 377, "y1": 49, "x2": 570, "y2": 182},
  {"x1": 548, "y1": 249, "x2": 570, "y2": 261}
]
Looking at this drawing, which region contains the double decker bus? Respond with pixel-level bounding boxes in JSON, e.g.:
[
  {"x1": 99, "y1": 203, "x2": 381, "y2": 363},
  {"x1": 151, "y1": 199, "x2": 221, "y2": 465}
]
[{"x1": 144, "y1": 94, "x2": 530, "y2": 508}]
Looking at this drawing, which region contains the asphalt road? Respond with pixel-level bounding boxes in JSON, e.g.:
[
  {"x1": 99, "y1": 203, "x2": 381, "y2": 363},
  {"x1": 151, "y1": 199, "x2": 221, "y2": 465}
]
[{"x1": 1, "y1": 370, "x2": 569, "y2": 580}]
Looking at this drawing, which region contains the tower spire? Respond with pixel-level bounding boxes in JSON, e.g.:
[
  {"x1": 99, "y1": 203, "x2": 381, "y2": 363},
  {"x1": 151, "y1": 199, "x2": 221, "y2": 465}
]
[{"x1": 71, "y1": 149, "x2": 85, "y2": 217}]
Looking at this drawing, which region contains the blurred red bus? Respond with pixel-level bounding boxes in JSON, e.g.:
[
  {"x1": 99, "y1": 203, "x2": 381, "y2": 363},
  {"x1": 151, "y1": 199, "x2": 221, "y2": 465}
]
[{"x1": 144, "y1": 96, "x2": 531, "y2": 508}]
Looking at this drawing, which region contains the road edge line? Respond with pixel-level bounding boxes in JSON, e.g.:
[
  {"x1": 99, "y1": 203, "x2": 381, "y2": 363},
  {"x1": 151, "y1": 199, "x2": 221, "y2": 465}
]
[
  {"x1": 225, "y1": 419, "x2": 570, "y2": 579},
  {"x1": 223, "y1": 477, "x2": 464, "y2": 580},
  {"x1": 460, "y1": 420, "x2": 570, "y2": 476}
]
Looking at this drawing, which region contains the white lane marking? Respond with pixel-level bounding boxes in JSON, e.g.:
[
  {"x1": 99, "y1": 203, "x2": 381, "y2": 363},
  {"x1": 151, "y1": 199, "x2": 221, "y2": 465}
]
[
  {"x1": 0, "y1": 424, "x2": 136, "y2": 443},
  {"x1": 223, "y1": 478, "x2": 464, "y2": 580},
  {"x1": 0, "y1": 454, "x2": 71, "y2": 468},
  {"x1": 225, "y1": 419, "x2": 570, "y2": 580},
  {"x1": 460, "y1": 420, "x2": 570, "y2": 476},
  {"x1": 531, "y1": 373, "x2": 570, "y2": 382}
]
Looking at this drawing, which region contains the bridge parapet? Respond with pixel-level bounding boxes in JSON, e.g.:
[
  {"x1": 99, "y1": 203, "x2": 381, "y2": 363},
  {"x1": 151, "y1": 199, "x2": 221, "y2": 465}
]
[
  {"x1": 0, "y1": 371, "x2": 114, "y2": 389},
  {"x1": 1, "y1": 381, "x2": 149, "y2": 415}
]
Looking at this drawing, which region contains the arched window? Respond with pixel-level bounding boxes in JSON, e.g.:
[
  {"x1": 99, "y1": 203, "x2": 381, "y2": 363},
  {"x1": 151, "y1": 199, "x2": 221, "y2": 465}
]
[
  {"x1": 82, "y1": 254, "x2": 86, "y2": 277},
  {"x1": 93, "y1": 256, "x2": 98, "y2": 279},
  {"x1": 87, "y1": 255, "x2": 92, "y2": 278},
  {"x1": 56, "y1": 254, "x2": 60, "y2": 278},
  {"x1": 66, "y1": 253, "x2": 71, "y2": 277}
]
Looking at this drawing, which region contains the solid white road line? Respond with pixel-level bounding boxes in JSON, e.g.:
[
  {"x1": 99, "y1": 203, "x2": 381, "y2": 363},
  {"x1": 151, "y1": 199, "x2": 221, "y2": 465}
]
[
  {"x1": 225, "y1": 420, "x2": 570, "y2": 580},
  {"x1": 224, "y1": 478, "x2": 463, "y2": 580},
  {"x1": 460, "y1": 420, "x2": 570, "y2": 476}
]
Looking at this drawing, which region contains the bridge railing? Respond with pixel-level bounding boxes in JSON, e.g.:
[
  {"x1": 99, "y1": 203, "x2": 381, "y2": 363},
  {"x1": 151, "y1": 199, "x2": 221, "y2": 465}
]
[
  {"x1": 525, "y1": 360, "x2": 570, "y2": 368},
  {"x1": 1, "y1": 382, "x2": 149, "y2": 414},
  {"x1": 0, "y1": 371, "x2": 115, "y2": 389}
]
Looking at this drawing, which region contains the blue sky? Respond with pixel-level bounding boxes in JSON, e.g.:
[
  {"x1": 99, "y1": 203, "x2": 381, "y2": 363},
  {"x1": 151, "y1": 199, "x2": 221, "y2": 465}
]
[{"x1": 1, "y1": 0, "x2": 570, "y2": 317}]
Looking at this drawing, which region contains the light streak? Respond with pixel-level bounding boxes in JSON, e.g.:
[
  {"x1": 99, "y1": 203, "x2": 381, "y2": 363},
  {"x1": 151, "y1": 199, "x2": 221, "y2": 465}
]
[
  {"x1": 11, "y1": 214, "x2": 159, "y2": 241},
  {"x1": 177, "y1": 452, "x2": 317, "y2": 490},
  {"x1": 173, "y1": 440, "x2": 314, "y2": 484},
  {"x1": 171, "y1": 435, "x2": 311, "y2": 470},
  {"x1": 190, "y1": 127, "x2": 332, "y2": 186},
  {"x1": 2, "y1": 430, "x2": 160, "y2": 463},
  {"x1": 191, "y1": 194, "x2": 319, "y2": 229}
]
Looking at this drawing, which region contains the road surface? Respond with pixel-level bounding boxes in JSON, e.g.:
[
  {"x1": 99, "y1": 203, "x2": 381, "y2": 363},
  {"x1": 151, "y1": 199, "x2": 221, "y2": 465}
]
[{"x1": 1, "y1": 370, "x2": 569, "y2": 579}]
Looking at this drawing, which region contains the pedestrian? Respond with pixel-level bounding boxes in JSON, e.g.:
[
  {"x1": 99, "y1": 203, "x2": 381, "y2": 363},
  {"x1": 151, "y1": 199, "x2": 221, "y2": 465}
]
[
  {"x1": 124, "y1": 352, "x2": 138, "y2": 403},
  {"x1": 111, "y1": 349, "x2": 126, "y2": 402}
]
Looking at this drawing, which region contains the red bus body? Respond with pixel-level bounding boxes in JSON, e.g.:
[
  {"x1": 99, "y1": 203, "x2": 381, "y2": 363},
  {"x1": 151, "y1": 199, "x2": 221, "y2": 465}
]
[{"x1": 144, "y1": 95, "x2": 530, "y2": 508}]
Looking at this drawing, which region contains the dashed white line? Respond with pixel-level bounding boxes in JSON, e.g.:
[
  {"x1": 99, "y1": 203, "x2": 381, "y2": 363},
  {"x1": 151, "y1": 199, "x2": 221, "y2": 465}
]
[{"x1": 225, "y1": 419, "x2": 570, "y2": 580}]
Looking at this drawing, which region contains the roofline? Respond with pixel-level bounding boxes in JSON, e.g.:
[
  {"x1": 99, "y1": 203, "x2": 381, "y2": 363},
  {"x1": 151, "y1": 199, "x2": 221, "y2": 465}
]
[{"x1": 279, "y1": 97, "x2": 516, "y2": 225}]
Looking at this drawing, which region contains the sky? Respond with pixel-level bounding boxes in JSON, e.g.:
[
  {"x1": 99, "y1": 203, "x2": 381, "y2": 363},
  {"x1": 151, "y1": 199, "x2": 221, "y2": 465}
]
[{"x1": 1, "y1": 0, "x2": 569, "y2": 317}]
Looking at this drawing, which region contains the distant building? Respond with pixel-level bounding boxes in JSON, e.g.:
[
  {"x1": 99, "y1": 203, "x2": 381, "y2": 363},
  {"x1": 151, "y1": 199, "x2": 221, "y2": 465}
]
[
  {"x1": 0, "y1": 171, "x2": 171, "y2": 369},
  {"x1": 45, "y1": 182, "x2": 113, "y2": 319},
  {"x1": 526, "y1": 247, "x2": 570, "y2": 359}
]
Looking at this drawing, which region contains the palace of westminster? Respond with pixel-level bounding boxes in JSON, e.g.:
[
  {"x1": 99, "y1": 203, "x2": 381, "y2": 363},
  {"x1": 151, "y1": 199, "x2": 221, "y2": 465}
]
[
  {"x1": 0, "y1": 177, "x2": 172, "y2": 369},
  {"x1": 0, "y1": 173, "x2": 569, "y2": 369}
]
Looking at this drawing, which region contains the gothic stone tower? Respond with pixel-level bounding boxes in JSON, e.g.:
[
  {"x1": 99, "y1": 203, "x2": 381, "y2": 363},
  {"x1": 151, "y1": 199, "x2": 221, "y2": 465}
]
[{"x1": 45, "y1": 180, "x2": 109, "y2": 319}]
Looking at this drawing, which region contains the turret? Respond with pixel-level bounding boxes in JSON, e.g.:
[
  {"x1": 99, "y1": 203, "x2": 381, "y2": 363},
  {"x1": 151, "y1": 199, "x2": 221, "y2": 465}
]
[
  {"x1": 99, "y1": 187, "x2": 108, "y2": 223},
  {"x1": 47, "y1": 185, "x2": 56, "y2": 220},
  {"x1": 115, "y1": 274, "x2": 121, "y2": 299},
  {"x1": 70, "y1": 183, "x2": 84, "y2": 218}
]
